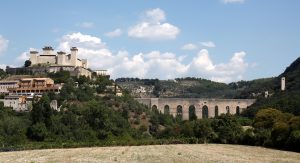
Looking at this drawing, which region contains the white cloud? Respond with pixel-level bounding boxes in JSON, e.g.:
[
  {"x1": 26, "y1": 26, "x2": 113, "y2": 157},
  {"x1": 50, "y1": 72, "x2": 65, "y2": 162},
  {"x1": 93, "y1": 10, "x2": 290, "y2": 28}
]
[
  {"x1": 144, "y1": 8, "x2": 166, "y2": 23},
  {"x1": 222, "y1": 0, "x2": 245, "y2": 4},
  {"x1": 105, "y1": 28, "x2": 122, "y2": 38},
  {"x1": 14, "y1": 32, "x2": 249, "y2": 83},
  {"x1": 77, "y1": 22, "x2": 95, "y2": 28},
  {"x1": 57, "y1": 32, "x2": 114, "y2": 69},
  {"x1": 0, "y1": 35, "x2": 9, "y2": 55},
  {"x1": 128, "y1": 8, "x2": 180, "y2": 40},
  {"x1": 57, "y1": 32, "x2": 187, "y2": 79},
  {"x1": 201, "y1": 41, "x2": 216, "y2": 48},
  {"x1": 0, "y1": 64, "x2": 6, "y2": 69},
  {"x1": 14, "y1": 48, "x2": 37, "y2": 66},
  {"x1": 181, "y1": 43, "x2": 198, "y2": 50},
  {"x1": 190, "y1": 50, "x2": 248, "y2": 82}
]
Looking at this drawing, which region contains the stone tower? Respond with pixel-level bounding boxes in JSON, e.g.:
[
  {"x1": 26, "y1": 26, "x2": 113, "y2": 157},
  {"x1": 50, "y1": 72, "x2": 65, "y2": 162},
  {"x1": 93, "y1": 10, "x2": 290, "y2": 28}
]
[
  {"x1": 42, "y1": 46, "x2": 54, "y2": 55},
  {"x1": 281, "y1": 77, "x2": 286, "y2": 91},
  {"x1": 29, "y1": 51, "x2": 38, "y2": 65},
  {"x1": 70, "y1": 47, "x2": 78, "y2": 66},
  {"x1": 57, "y1": 51, "x2": 66, "y2": 65}
]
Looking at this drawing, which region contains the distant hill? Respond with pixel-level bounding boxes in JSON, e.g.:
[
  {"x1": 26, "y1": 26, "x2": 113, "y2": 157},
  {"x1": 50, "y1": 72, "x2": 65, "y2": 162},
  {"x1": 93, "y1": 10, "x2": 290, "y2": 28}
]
[
  {"x1": 116, "y1": 77, "x2": 237, "y2": 98},
  {"x1": 116, "y1": 77, "x2": 276, "y2": 99}
]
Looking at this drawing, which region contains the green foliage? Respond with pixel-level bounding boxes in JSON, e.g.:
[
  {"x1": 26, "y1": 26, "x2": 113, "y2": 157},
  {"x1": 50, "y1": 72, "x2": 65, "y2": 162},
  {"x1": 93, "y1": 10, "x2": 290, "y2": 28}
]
[
  {"x1": 0, "y1": 68, "x2": 7, "y2": 79},
  {"x1": 0, "y1": 116, "x2": 27, "y2": 146},
  {"x1": 24, "y1": 60, "x2": 32, "y2": 67},
  {"x1": 211, "y1": 114, "x2": 243, "y2": 144},
  {"x1": 271, "y1": 122, "x2": 290, "y2": 147},
  {"x1": 27, "y1": 122, "x2": 48, "y2": 141},
  {"x1": 193, "y1": 119, "x2": 216, "y2": 143},
  {"x1": 240, "y1": 128, "x2": 256, "y2": 145},
  {"x1": 253, "y1": 108, "x2": 290, "y2": 129},
  {"x1": 31, "y1": 95, "x2": 53, "y2": 127},
  {"x1": 286, "y1": 130, "x2": 300, "y2": 151},
  {"x1": 252, "y1": 108, "x2": 300, "y2": 151},
  {"x1": 94, "y1": 76, "x2": 112, "y2": 94},
  {"x1": 48, "y1": 71, "x2": 71, "y2": 83}
]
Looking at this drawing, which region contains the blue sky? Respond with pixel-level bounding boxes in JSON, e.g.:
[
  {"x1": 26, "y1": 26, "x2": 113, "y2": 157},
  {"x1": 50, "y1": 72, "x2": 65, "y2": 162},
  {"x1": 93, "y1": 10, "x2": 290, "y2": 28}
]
[{"x1": 0, "y1": 0, "x2": 299, "y2": 82}]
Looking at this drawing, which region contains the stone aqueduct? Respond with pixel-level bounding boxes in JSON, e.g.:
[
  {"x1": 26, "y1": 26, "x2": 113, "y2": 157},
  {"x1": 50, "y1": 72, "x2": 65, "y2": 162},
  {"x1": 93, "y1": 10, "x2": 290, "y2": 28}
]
[{"x1": 135, "y1": 98, "x2": 256, "y2": 120}]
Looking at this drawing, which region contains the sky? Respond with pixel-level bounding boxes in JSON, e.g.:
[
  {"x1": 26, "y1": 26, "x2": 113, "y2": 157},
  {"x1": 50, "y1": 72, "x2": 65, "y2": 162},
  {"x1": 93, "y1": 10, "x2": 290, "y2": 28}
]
[{"x1": 0, "y1": 0, "x2": 299, "y2": 83}]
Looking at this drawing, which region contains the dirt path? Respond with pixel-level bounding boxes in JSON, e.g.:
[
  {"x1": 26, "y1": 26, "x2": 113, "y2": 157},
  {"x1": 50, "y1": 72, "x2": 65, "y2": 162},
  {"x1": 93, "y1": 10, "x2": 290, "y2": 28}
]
[{"x1": 0, "y1": 144, "x2": 299, "y2": 163}]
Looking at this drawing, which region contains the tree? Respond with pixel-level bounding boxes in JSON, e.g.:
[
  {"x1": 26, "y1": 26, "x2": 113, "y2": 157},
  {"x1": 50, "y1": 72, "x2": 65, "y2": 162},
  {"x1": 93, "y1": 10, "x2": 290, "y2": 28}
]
[
  {"x1": 27, "y1": 122, "x2": 48, "y2": 141},
  {"x1": 193, "y1": 119, "x2": 215, "y2": 143},
  {"x1": 271, "y1": 122, "x2": 290, "y2": 148},
  {"x1": 286, "y1": 130, "x2": 300, "y2": 151},
  {"x1": 31, "y1": 95, "x2": 53, "y2": 127},
  {"x1": 0, "y1": 116, "x2": 27, "y2": 146},
  {"x1": 24, "y1": 60, "x2": 32, "y2": 67},
  {"x1": 95, "y1": 76, "x2": 112, "y2": 94},
  {"x1": 211, "y1": 114, "x2": 243, "y2": 144},
  {"x1": 0, "y1": 68, "x2": 7, "y2": 79},
  {"x1": 253, "y1": 108, "x2": 291, "y2": 129},
  {"x1": 181, "y1": 121, "x2": 194, "y2": 137}
]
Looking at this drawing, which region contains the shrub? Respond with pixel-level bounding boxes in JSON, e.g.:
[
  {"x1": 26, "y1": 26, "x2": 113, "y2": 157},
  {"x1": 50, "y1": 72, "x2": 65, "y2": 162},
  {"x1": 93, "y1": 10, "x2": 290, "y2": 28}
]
[{"x1": 27, "y1": 122, "x2": 48, "y2": 141}]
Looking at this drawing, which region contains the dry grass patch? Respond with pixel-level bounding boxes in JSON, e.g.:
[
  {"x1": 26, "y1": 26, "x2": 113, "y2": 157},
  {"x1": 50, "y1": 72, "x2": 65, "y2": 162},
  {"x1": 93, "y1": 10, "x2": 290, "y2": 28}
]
[{"x1": 0, "y1": 144, "x2": 299, "y2": 163}]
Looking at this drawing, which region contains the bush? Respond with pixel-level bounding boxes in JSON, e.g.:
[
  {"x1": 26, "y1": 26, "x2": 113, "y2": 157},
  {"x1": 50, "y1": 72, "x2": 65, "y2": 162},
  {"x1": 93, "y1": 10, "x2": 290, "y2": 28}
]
[
  {"x1": 27, "y1": 122, "x2": 48, "y2": 141},
  {"x1": 286, "y1": 130, "x2": 300, "y2": 151},
  {"x1": 271, "y1": 122, "x2": 290, "y2": 148},
  {"x1": 0, "y1": 116, "x2": 27, "y2": 146},
  {"x1": 240, "y1": 128, "x2": 256, "y2": 145},
  {"x1": 212, "y1": 114, "x2": 243, "y2": 144}
]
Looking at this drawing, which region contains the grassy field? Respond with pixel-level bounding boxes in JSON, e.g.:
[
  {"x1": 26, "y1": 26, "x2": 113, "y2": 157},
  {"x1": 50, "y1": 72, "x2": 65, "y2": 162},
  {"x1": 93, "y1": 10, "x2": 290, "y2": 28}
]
[{"x1": 0, "y1": 144, "x2": 299, "y2": 163}]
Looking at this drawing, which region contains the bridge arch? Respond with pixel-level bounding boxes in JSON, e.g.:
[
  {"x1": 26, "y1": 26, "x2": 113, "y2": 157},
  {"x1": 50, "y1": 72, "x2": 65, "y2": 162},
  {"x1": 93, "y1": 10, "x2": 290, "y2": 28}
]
[
  {"x1": 189, "y1": 105, "x2": 197, "y2": 120},
  {"x1": 202, "y1": 105, "x2": 209, "y2": 118},
  {"x1": 152, "y1": 105, "x2": 158, "y2": 113},
  {"x1": 236, "y1": 106, "x2": 240, "y2": 115},
  {"x1": 177, "y1": 105, "x2": 183, "y2": 119},
  {"x1": 226, "y1": 106, "x2": 230, "y2": 114},
  {"x1": 214, "y1": 105, "x2": 219, "y2": 117},
  {"x1": 164, "y1": 105, "x2": 170, "y2": 115}
]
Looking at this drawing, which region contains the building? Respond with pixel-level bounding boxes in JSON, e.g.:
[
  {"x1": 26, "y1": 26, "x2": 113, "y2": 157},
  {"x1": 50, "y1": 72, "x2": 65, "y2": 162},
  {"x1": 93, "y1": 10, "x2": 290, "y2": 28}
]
[
  {"x1": 0, "y1": 95, "x2": 58, "y2": 112},
  {"x1": 5, "y1": 46, "x2": 92, "y2": 77},
  {"x1": 30, "y1": 46, "x2": 88, "y2": 69},
  {"x1": 8, "y1": 78, "x2": 62, "y2": 96},
  {"x1": 6, "y1": 65, "x2": 92, "y2": 78},
  {"x1": 0, "y1": 95, "x2": 32, "y2": 111},
  {"x1": 281, "y1": 77, "x2": 286, "y2": 91},
  {"x1": 0, "y1": 80, "x2": 19, "y2": 94},
  {"x1": 0, "y1": 77, "x2": 61, "y2": 111},
  {"x1": 95, "y1": 70, "x2": 109, "y2": 76}
]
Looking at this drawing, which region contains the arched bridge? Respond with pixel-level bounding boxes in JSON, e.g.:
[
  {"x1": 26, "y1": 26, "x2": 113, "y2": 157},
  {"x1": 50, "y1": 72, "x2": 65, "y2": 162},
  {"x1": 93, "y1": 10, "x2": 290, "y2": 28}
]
[{"x1": 135, "y1": 98, "x2": 256, "y2": 120}]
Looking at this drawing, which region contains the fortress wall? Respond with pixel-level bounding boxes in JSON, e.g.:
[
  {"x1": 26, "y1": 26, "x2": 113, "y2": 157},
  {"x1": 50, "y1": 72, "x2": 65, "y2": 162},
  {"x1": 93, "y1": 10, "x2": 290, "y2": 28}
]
[{"x1": 37, "y1": 56, "x2": 56, "y2": 64}]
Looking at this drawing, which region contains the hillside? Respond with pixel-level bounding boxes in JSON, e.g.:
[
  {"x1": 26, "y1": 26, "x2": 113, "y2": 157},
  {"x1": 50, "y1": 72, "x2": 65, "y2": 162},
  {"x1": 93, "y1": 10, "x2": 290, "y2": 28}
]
[
  {"x1": 245, "y1": 57, "x2": 300, "y2": 116},
  {"x1": 1, "y1": 144, "x2": 300, "y2": 163},
  {"x1": 116, "y1": 78, "x2": 230, "y2": 98},
  {"x1": 116, "y1": 77, "x2": 275, "y2": 99}
]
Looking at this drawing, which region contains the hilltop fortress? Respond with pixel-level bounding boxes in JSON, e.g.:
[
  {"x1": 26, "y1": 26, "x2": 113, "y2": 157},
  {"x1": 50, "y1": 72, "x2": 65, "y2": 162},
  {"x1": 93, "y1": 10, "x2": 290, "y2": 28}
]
[
  {"x1": 7, "y1": 46, "x2": 93, "y2": 77},
  {"x1": 29, "y1": 46, "x2": 88, "y2": 69}
]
